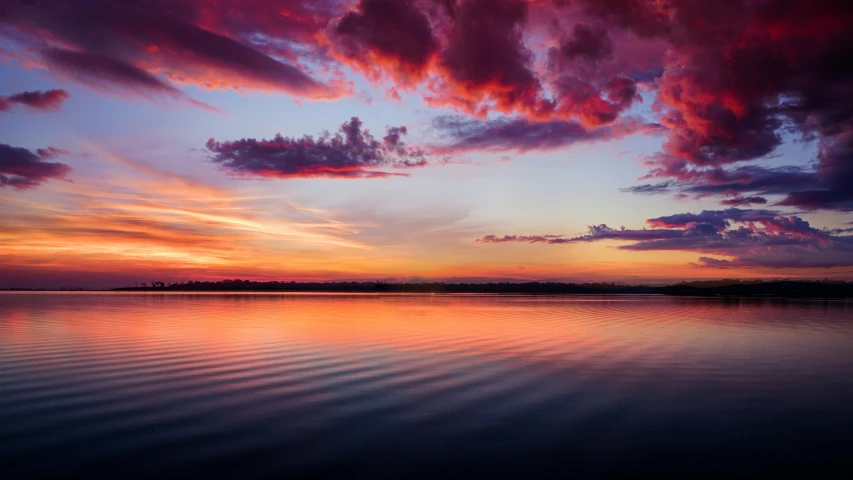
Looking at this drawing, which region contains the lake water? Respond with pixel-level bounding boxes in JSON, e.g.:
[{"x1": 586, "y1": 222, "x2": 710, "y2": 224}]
[{"x1": 1, "y1": 293, "x2": 852, "y2": 477}]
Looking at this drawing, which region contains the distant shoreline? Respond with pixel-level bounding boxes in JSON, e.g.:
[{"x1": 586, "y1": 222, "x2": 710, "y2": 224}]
[{"x1": 5, "y1": 280, "x2": 853, "y2": 298}]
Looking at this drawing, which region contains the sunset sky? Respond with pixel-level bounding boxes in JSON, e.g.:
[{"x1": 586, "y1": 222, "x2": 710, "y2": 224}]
[{"x1": 1, "y1": 0, "x2": 852, "y2": 288}]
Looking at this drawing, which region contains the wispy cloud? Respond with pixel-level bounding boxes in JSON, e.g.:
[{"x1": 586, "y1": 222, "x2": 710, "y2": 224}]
[
  {"x1": 1, "y1": 0, "x2": 343, "y2": 103},
  {"x1": 431, "y1": 116, "x2": 661, "y2": 154},
  {"x1": 42, "y1": 49, "x2": 222, "y2": 111}
]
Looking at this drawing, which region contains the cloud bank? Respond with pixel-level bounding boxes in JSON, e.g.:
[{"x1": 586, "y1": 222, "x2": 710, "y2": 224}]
[{"x1": 478, "y1": 208, "x2": 853, "y2": 269}]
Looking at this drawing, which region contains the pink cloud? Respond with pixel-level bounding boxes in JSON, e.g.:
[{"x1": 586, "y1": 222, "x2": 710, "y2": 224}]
[{"x1": 0, "y1": 89, "x2": 69, "y2": 111}]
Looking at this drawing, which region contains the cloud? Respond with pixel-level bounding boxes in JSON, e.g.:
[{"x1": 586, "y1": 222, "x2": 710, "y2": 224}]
[
  {"x1": 2, "y1": 0, "x2": 851, "y2": 211},
  {"x1": 0, "y1": 89, "x2": 69, "y2": 111},
  {"x1": 477, "y1": 208, "x2": 853, "y2": 269},
  {"x1": 436, "y1": 0, "x2": 541, "y2": 114},
  {"x1": 0, "y1": 144, "x2": 72, "y2": 189},
  {"x1": 431, "y1": 115, "x2": 661, "y2": 153},
  {"x1": 776, "y1": 132, "x2": 853, "y2": 211},
  {"x1": 478, "y1": 226, "x2": 686, "y2": 244},
  {"x1": 330, "y1": 0, "x2": 439, "y2": 83},
  {"x1": 720, "y1": 195, "x2": 768, "y2": 206},
  {"x1": 645, "y1": 208, "x2": 780, "y2": 229},
  {"x1": 416, "y1": 2, "x2": 648, "y2": 125},
  {"x1": 1, "y1": 0, "x2": 342, "y2": 103},
  {"x1": 619, "y1": 181, "x2": 674, "y2": 195},
  {"x1": 478, "y1": 234, "x2": 575, "y2": 245},
  {"x1": 596, "y1": 0, "x2": 853, "y2": 211},
  {"x1": 633, "y1": 158, "x2": 853, "y2": 211},
  {"x1": 206, "y1": 117, "x2": 428, "y2": 179},
  {"x1": 43, "y1": 48, "x2": 220, "y2": 111},
  {"x1": 549, "y1": 23, "x2": 613, "y2": 65}
]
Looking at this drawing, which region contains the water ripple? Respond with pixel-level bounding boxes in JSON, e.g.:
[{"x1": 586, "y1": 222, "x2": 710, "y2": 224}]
[{"x1": 1, "y1": 293, "x2": 852, "y2": 477}]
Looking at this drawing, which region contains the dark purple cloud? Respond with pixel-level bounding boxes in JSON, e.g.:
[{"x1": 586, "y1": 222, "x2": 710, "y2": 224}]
[
  {"x1": 599, "y1": 0, "x2": 853, "y2": 211},
  {"x1": 477, "y1": 208, "x2": 853, "y2": 269},
  {"x1": 206, "y1": 117, "x2": 427, "y2": 179},
  {"x1": 479, "y1": 225, "x2": 686, "y2": 245},
  {"x1": 0, "y1": 89, "x2": 69, "y2": 111},
  {"x1": 720, "y1": 195, "x2": 767, "y2": 206},
  {"x1": 633, "y1": 157, "x2": 853, "y2": 211},
  {"x1": 650, "y1": 164, "x2": 816, "y2": 195},
  {"x1": 0, "y1": 144, "x2": 72, "y2": 189},
  {"x1": 645, "y1": 208, "x2": 780, "y2": 229},
  {"x1": 549, "y1": 23, "x2": 613, "y2": 65},
  {"x1": 431, "y1": 116, "x2": 661, "y2": 153},
  {"x1": 776, "y1": 132, "x2": 853, "y2": 211}
]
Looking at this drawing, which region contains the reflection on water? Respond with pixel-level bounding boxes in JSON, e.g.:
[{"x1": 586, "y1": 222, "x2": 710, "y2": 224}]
[{"x1": 1, "y1": 293, "x2": 852, "y2": 477}]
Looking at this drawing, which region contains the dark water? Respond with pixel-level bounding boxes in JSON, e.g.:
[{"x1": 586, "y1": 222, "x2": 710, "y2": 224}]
[{"x1": 2, "y1": 293, "x2": 853, "y2": 478}]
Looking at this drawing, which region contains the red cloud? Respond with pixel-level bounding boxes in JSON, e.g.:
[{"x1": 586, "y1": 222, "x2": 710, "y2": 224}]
[
  {"x1": 0, "y1": 89, "x2": 69, "y2": 112},
  {"x1": 1, "y1": 0, "x2": 343, "y2": 103},
  {"x1": 437, "y1": 0, "x2": 541, "y2": 114}
]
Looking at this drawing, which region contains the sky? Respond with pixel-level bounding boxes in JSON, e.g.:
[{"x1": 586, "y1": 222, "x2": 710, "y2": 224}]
[{"x1": 1, "y1": 0, "x2": 852, "y2": 288}]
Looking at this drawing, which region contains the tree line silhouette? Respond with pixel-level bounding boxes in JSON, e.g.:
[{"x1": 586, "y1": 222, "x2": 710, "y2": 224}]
[{"x1": 110, "y1": 279, "x2": 853, "y2": 298}]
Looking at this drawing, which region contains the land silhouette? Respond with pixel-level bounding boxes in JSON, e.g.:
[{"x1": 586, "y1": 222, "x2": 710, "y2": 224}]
[
  {"x1": 5, "y1": 279, "x2": 851, "y2": 297},
  {"x1": 97, "y1": 279, "x2": 853, "y2": 298}
]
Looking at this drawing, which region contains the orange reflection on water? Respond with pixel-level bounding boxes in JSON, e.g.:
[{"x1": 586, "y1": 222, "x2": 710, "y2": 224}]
[
  {"x1": 6, "y1": 293, "x2": 850, "y2": 379},
  {"x1": 3, "y1": 292, "x2": 853, "y2": 479}
]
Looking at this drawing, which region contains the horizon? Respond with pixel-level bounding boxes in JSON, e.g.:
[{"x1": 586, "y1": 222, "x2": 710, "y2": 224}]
[
  {"x1": 2, "y1": 0, "x2": 852, "y2": 288},
  {"x1": 4, "y1": 276, "x2": 852, "y2": 292}
]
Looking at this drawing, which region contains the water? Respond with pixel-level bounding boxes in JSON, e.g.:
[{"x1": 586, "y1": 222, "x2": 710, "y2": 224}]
[{"x1": 1, "y1": 293, "x2": 852, "y2": 477}]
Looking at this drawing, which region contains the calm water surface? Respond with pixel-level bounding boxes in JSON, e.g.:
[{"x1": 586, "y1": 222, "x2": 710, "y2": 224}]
[{"x1": 1, "y1": 293, "x2": 852, "y2": 477}]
